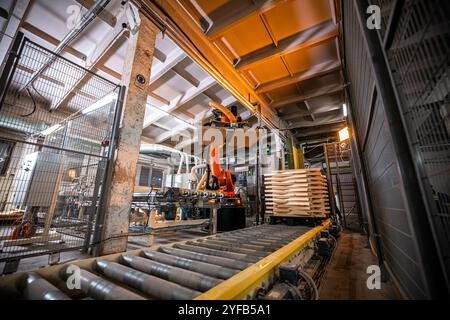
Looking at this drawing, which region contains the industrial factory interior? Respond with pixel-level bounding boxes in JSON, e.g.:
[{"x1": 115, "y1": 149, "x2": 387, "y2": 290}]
[{"x1": 0, "y1": 0, "x2": 448, "y2": 305}]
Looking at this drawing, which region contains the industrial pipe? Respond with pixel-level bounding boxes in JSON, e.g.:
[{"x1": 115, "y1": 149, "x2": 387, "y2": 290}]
[
  {"x1": 20, "y1": 0, "x2": 112, "y2": 92},
  {"x1": 159, "y1": 247, "x2": 251, "y2": 270},
  {"x1": 60, "y1": 265, "x2": 145, "y2": 300},
  {"x1": 95, "y1": 259, "x2": 201, "y2": 299},
  {"x1": 141, "y1": 250, "x2": 238, "y2": 280},
  {"x1": 121, "y1": 254, "x2": 221, "y2": 291},
  {"x1": 191, "y1": 164, "x2": 207, "y2": 183},
  {"x1": 209, "y1": 101, "x2": 237, "y2": 123},
  {"x1": 19, "y1": 272, "x2": 71, "y2": 300}
]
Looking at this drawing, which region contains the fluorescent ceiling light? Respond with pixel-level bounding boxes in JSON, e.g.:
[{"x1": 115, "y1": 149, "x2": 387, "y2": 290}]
[
  {"x1": 82, "y1": 93, "x2": 117, "y2": 115},
  {"x1": 343, "y1": 103, "x2": 348, "y2": 117},
  {"x1": 40, "y1": 124, "x2": 62, "y2": 136}
]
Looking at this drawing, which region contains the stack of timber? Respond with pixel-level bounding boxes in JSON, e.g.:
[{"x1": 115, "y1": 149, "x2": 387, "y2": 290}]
[{"x1": 264, "y1": 168, "x2": 329, "y2": 217}]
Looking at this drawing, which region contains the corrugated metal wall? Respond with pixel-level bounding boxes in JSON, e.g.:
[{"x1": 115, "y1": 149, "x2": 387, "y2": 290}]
[{"x1": 343, "y1": 0, "x2": 449, "y2": 299}]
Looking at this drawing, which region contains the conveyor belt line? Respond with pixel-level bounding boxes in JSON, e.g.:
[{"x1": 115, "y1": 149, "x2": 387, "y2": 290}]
[{"x1": 196, "y1": 220, "x2": 331, "y2": 300}]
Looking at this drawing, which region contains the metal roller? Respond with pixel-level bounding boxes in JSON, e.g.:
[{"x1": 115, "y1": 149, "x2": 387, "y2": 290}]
[
  {"x1": 159, "y1": 247, "x2": 251, "y2": 270},
  {"x1": 191, "y1": 240, "x2": 271, "y2": 256},
  {"x1": 141, "y1": 250, "x2": 239, "y2": 279},
  {"x1": 121, "y1": 255, "x2": 221, "y2": 292},
  {"x1": 173, "y1": 243, "x2": 260, "y2": 263},
  {"x1": 95, "y1": 259, "x2": 201, "y2": 299},
  {"x1": 215, "y1": 233, "x2": 292, "y2": 245},
  {"x1": 206, "y1": 237, "x2": 281, "y2": 251},
  {"x1": 61, "y1": 265, "x2": 145, "y2": 300},
  {"x1": 19, "y1": 272, "x2": 71, "y2": 300}
]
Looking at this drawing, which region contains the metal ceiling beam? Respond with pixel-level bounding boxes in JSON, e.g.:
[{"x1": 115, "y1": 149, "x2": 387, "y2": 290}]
[
  {"x1": 148, "y1": 91, "x2": 170, "y2": 105},
  {"x1": 280, "y1": 103, "x2": 343, "y2": 121},
  {"x1": 235, "y1": 20, "x2": 338, "y2": 71},
  {"x1": 288, "y1": 114, "x2": 344, "y2": 129},
  {"x1": 172, "y1": 63, "x2": 200, "y2": 87},
  {"x1": 141, "y1": 0, "x2": 287, "y2": 132},
  {"x1": 143, "y1": 76, "x2": 216, "y2": 128},
  {"x1": 294, "y1": 122, "x2": 345, "y2": 137},
  {"x1": 150, "y1": 48, "x2": 187, "y2": 83},
  {"x1": 75, "y1": 0, "x2": 116, "y2": 27},
  {"x1": 154, "y1": 123, "x2": 191, "y2": 143},
  {"x1": 271, "y1": 82, "x2": 344, "y2": 108},
  {"x1": 296, "y1": 133, "x2": 338, "y2": 144},
  {"x1": 256, "y1": 60, "x2": 341, "y2": 94},
  {"x1": 0, "y1": 0, "x2": 31, "y2": 69},
  {"x1": 20, "y1": 22, "x2": 87, "y2": 61},
  {"x1": 52, "y1": 11, "x2": 130, "y2": 110},
  {"x1": 153, "y1": 48, "x2": 167, "y2": 62},
  {"x1": 203, "y1": 0, "x2": 286, "y2": 39}
]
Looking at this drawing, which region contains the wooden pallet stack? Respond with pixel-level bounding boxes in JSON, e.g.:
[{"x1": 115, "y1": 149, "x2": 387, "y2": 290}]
[{"x1": 264, "y1": 168, "x2": 329, "y2": 217}]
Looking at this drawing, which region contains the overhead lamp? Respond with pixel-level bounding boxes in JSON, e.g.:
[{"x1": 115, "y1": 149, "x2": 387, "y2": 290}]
[
  {"x1": 82, "y1": 92, "x2": 117, "y2": 115},
  {"x1": 343, "y1": 103, "x2": 348, "y2": 117},
  {"x1": 339, "y1": 127, "x2": 350, "y2": 142},
  {"x1": 40, "y1": 124, "x2": 62, "y2": 136}
]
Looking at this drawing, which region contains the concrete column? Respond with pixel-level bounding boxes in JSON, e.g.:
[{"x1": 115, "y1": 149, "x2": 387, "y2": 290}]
[{"x1": 99, "y1": 13, "x2": 158, "y2": 255}]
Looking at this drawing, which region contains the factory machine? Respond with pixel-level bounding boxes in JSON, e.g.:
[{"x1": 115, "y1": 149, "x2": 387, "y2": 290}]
[
  {"x1": 130, "y1": 101, "x2": 250, "y2": 234},
  {"x1": 0, "y1": 219, "x2": 340, "y2": 300}
]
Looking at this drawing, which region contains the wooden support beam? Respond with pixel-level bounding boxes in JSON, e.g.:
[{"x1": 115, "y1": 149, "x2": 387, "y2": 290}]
[
  {"x1": 99, "y1": 13, "x2": 158, "y2": 256},
  {"x1": 75, "y1": 0, "x2": 116, "y2": 27},
  {"x1": 271, "y1": 82, "x2": 344, "y2": 108},
  {"x1": 256, "y1": 60, "x2": 341, "y2": 94},
  {"x1": 204, "y1": 0, "x2": 287, "y2": 40},
  {"x1": 235, "y1": 20, "x2": 338, "y2": 71}
]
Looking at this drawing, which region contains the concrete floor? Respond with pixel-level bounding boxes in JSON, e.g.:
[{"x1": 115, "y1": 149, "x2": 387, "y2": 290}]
[{"x1": 319, "y1": 231, "x2": 400, "y2": 300}]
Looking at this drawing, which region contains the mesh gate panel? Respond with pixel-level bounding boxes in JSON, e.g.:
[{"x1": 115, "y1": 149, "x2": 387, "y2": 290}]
[
  {"x1": 0, "y1": 37, "x2": 119, "y2": 263},
  {"x1": 387, "y1": 0, "x2": 450, "y2": 279}
]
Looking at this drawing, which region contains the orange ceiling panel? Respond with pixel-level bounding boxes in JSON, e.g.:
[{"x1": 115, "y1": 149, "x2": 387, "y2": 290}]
[
  {"x1": 194, "y1": 0, "x2": 229, "y2": 15},
  {"x1": 216, "y1": 14, "x2": 274, "y2": 57},
  {"x1": 248, "y1": 58, "x2": 290, "y2": 85},
  {"x1": 263, "y1": 0, "x2": 332, "y2": 41},
  {"x1": 283, "y1": 41, "x2": 337, "y2": 74}
]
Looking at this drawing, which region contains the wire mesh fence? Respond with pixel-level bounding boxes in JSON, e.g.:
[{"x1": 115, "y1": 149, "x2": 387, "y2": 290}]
[
  {"x1": 387, "y1": 0, "x2": 450, "y2": 281},
  {"x1": 0, "y1": 36, "x2": 120, "y2": 263}
]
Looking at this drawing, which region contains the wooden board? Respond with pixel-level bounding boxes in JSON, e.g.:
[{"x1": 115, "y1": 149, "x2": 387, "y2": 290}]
[{"x1": 263, "y1": 169, "x2": 330, "y2": 217}]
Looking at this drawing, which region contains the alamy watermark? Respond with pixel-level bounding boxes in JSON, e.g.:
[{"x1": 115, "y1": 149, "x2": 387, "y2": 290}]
[
  {"x1": 367, "y1": 265, "x2": 381, "y2": 290},
  {"x1": 367, "y1": 5, "x2": 381, "y2": 30}
]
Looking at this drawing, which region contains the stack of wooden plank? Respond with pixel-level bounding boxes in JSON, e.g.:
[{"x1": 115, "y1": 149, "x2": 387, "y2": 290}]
[{"x1": 264, "y1": 168, "x2": 329, "y2": 217}]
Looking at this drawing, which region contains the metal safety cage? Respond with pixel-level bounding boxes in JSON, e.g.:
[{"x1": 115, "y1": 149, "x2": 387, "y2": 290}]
[
  {"x1": 0, "y1": 34, "x2": 121, "y2": 265},
  {"x1": 374, "y1": 0, "x2": 450, "y2": 291}
]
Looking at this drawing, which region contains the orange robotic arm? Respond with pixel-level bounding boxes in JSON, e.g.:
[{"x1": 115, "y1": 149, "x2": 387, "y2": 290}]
[{"x1": 209, "y1": 144, "x2": 235, "y2": 197}]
